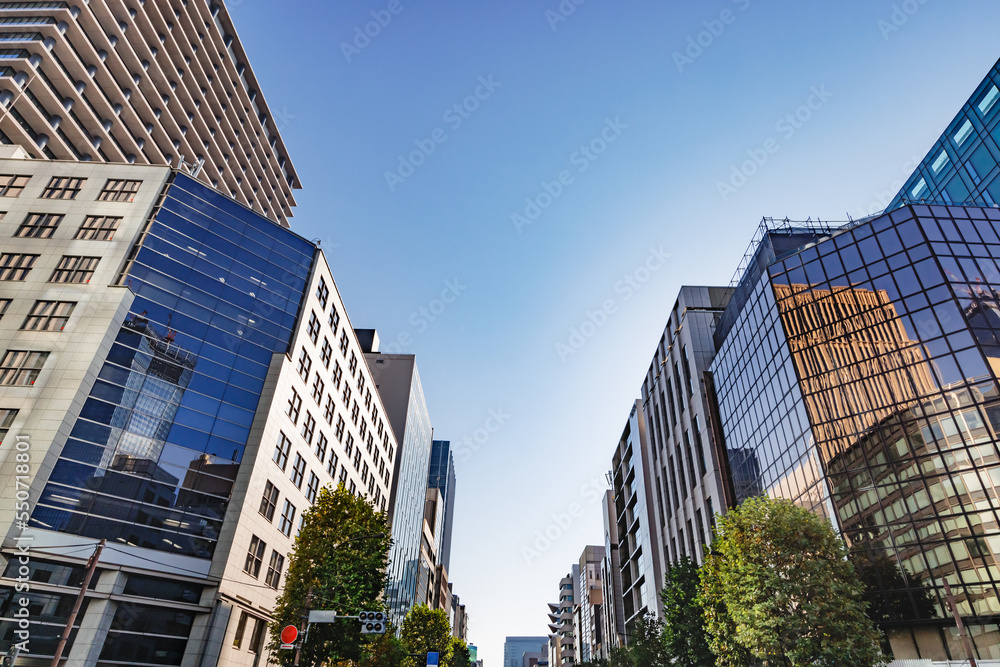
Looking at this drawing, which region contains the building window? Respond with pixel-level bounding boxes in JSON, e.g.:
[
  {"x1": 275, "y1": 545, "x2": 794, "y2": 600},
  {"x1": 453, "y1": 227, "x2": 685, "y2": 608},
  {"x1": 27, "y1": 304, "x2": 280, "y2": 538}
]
[
  {"x1": 0, "y1": 299, "x2": 9, "y2": 322},
  {"x1": 49, "y1": 255, "x2": 99, "y2": 283},
  {"x1": 329, "y1": 306, "x2": 340, "y2": 334},
  {"x1": 345, "y1": 434, "x2": 354, "y2": 457},
  {"x1": 0, "y1": 174, "x2": 30, "y2": 197},
  {"x1": 0, "y1": 253, "x2": 38, "y2": 281},
  {"x1": 265, "y1": 551, "x2": 284, "y2": 589},
  {"x1": 233, "y1": 611, "x2": 249, "y2": 649},
  {"x1": 693, "y1": 416, "x2": 707, "y2": 477},
  {"x1": 0, "y1": 350, "x2": 48, "y2": 386},
  {"x1": 342, "y1": 384, "x2": 351, "y2": 406},
  {"x1": 315, "y1": 432, "x2": 328, "y2": 463},
  {"x1": 297, "y1": 347, "x2": 312, "y2": 381},
  {"x1": 335, "y1": 415, "x2": 346, "y2": 442},
  {"x1": 353, "y1": 448, "x2": 361, "y2": 471},
  {"x1": 321, "y1": 338, "x2": 332, "y2": 368},
  {"x1": 97, "y1": 178, "x2": 141, "y2": 202},
  {"x1": 248, "y1": 617, "x2": 266, "y2": 654},
  {"x1": 306, "y1": 472, "x2": 320, "y2": 503},
  {"x1": 307, "y1": 311, "x2": 320, "y2": 344},
  {"x1": 338, "y1": 330, "x2": 348, "y2": 355},
  {"x1": 244, "y1": 535, "x2": 265, "y2": 577},
  {"x1": 21, "y1": 300, "x2": 75, "y2": 331},
  {"x1": 273, "y1": 432, "x2": 291, "y2": 470},
  {"x1": 75, "y1": 215, "x2": 122, "y2": 240},
  {"x1": 287, "y1": 389, "x2": 301, "y2": 423},
  {"x1": 316, "y1": 277, "x2": 329, "y2": 309},
  {"x1": 332, "y1": 360, "x2": 343, "y2": 389},
  {"x1": 301, "y1": 413, "x2": 315, "y2": 444},
  {"x1": 327, "y1": 452, "x2": 339, "y2": 479},
  {"x1": 312, "y1": 375, "x2": 324, "y2": 404},
  {"x1": 259, "y1": 480, "x2": 279, "y2": 521},
  {"x1": 279, "y1": 499, "x2": 296, "y2": 536},
  {"x1": 339, "y1": 467, "x2": 348, "y2": 486},
  {"x1": 0, "y1": 408, "x2": 17, "y2": 445},
  {"x1": 348, "y1": 351, "x2": 357, "y2": 376},
  {"x1": 324, "y1": 395, "x2": 335, "y2": 425},
  {"x1": 291, "y1": 453, "x2": 306, "y2": 489},
  {"x1": 351, "y1": 402, "x2": 359, "y2": 425},
  {"x1": 15, "y1": 212, "x2": 62, "y2": 238},
  {"x1": 41, "y1": 176, "x2": 85, "y2": 199}
]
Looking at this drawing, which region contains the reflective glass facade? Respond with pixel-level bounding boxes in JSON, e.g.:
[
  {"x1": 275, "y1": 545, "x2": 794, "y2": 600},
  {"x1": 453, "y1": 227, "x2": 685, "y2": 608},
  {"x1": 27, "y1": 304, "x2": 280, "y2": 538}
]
[
  {"x1": 29, "y1": 174, "x2": 314, "y2": 559},
  {"x1": 711, "y1": 204, "x2": 1000, "y2": 659},
  {"x1": 890, "y1": 58, "x2": 1000, "y2": 210},
  {"x1": 428, "y1": 439, "x2": 456, "y2": 572}
]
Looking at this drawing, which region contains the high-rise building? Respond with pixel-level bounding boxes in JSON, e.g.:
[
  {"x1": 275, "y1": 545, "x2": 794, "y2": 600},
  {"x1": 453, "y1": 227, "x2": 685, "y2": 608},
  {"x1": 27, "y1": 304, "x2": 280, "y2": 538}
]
[
  {"x1": 0, "y1": 0, "x2": 299, "y2": 224},
  {"x1": 362, "y1": 345, "x2": 434, "y2": 624},
  {"x1": 546, "y1": 566, "x2": 579, "y2": 666},
  {"x1": 598, "y1": 490, "x2": 625, "y2": 658},
  {"x1": 573, "y1": 545, "x2": 604, "y2": 664},
  {"x1": 0, "y1": 154, "x2": 397, "y2": 665},
  {"x1": 640, "y1": 286, "x2": 733, "y2": 570},
  {"x1": 889, "y1": 57, "x2": 1000, "y2": 213},
  {"x1": 504, "y1": 635, "x2": 547, "y2": 667},
  {"x1": 428, "y1": 439, "x2": 456, "y2": 572},
  {"x1": 708, "y1": 206, "x2": 1000, "y2": 659},
  {"x1": 608, "y1": 400, "x2": 662, "y2": 637}
]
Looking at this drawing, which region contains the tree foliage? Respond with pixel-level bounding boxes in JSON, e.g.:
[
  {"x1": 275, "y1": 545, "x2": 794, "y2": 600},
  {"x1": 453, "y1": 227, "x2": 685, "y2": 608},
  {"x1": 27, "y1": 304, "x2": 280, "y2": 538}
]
[
  {"x1": 447, "y1": 636, "x2": 471, "y2": 667},
  {"x1": 661, "y1": 556, "x2": 715, "y2": 667},
  {"x1": 699, "y1": 495, "x2": 886, "y2": 667},
  {"x1": 400, "y1": 605, "x2": 453, "y2": 667},
  {"x1": 268, "y1": 484, "x2": 392, "y2": 666}
]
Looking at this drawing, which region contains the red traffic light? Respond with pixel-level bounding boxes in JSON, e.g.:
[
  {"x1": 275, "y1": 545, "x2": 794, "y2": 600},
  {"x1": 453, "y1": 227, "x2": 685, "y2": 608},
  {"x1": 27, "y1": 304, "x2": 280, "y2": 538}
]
[{"x1": 280, "y1": 625, "x2": 298, "y2": 644}]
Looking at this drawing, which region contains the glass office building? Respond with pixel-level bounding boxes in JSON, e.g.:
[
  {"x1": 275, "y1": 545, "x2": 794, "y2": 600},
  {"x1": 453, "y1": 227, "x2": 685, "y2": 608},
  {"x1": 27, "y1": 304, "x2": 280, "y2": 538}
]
[
  {"x1": 710, "y1": 205, "x2": 1000, "y2": 659},
  {"x1": 428, "y1": 439, "x2": 456, "y2": 572},
  {"x1": 30, "y1": 173, "x2": 314, "y2": 558}
]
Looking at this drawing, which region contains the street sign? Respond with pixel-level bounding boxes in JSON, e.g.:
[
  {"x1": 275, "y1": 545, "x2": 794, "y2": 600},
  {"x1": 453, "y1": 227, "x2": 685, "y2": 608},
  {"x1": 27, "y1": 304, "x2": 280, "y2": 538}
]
[
  {"x1": 280, "y1": 625, "x2": 298, "y2": 645},
  {"x1": 308, "y1": 610, "x2": 340, "y2": 623},
  {"x1": 427, "y1": 651, "x2": 440, "y2": 666},
  {"x1": 359, "y1": 610, "x2": 386, "y2": 634}
]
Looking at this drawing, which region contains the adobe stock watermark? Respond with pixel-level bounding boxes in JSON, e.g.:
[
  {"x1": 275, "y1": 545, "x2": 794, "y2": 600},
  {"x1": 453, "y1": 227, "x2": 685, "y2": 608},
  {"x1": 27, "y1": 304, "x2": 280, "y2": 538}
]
[
  {"x1": 385, "y1": 76, "x2": 502, "y2": 192},
  {"x1": 878, "y1": 0, "x2": 931, "y2": 40},
  {"x1": 545, "y1": 0, "x2": 588, "y2": 31},
  {"x1": 378, "y1": 278, "x2": 469, "y2": 355},
  {"x1": 10, "y1": 433, "x2": 32, "y2": 657},
  {"x1": 454, "y1": 407, "x2": 512, "y2": 462},
  {"x1": 522, "y1": 475, "x2": 608, "y2": 565},
  {"x1": 716, "y1": 84, "x2": 833, "y2": 202},
  {"x1": 556, "y1": 246, "x2": 670, "y2": 362},
  {"x1": 673, "y1": 0, "x2": 751, "y2": 73},
  {"x1": 511, "y1": 117, "x2": 627, "y2": 234},
  {"x1": 340, "y1": 0, "x2": 414, "y2": 63}
]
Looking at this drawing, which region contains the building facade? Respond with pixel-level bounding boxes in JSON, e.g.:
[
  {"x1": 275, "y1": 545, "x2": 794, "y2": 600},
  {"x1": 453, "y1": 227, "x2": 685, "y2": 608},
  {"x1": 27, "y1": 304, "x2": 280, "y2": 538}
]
[
  {"x1": 572, "y1": 546, "x2": 603, "y2": 664},
  {"x1": 503, "y1": 636, "x2": 548, "y2": 667},
  {"x1": 598, "y1": 490, "x2": 625, "y2": 658},
  {"x1": 0, "y1": 156, "x2": 397, "y2": 665},
  {"x1": 709, "y1": 206, "x2": 1000, "y2": 659},
  {"x1": 0, "y1": 0, "x2": 299, "y2": 224},
  {"x1": 428, "y1": 439, "x2": 456, "y2": 573},
  {"x1": 546, "y1": 566, "x2": 578, "y2": 666}
]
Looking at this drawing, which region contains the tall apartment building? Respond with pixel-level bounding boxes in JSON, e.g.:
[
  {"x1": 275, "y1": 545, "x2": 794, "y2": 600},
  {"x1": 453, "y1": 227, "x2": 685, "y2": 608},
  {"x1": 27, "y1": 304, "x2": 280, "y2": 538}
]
[
  {"x1": 708, "y1": 204, "x2": 1000, "y2": 659},
  {"x1": 0, "y1": 0, "x2": 298, "y2": 224},
  {"x1": 0, "y1": 155, "x2": 397, "y2": 666},
  {"x1": 362, "y1": 346, "x2": 433, "y2": 625},
  {"x1": 598, "y1": 490, "x2": 624, "y2": 658},
  {"x1": 546, "y1": 566, "x2": 578, "y2": 666},
  {"x1": 503, "y1": 636, "x2": 547, "y2": 667},
  {"x1": 572, "y1": 545, "x2": 603, "y2": 664},
  {"x1": 608, "y1": 400, "x2": 662, "y2": 636},
  {"x1": 639, "y1": 286, "x2": 733, "y2": 571}
]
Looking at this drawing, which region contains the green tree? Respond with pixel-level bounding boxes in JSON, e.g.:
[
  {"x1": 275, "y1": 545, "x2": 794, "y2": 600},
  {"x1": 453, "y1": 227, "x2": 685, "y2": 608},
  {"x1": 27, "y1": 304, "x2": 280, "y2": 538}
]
[
  {"x1": 268, "y1": 484, "x2": 392, "y2": 666},
  {"x1": 661, "y1": 556, "x2": 715, "y2": 667},
  {"x1": 446, "y1": 636, "x2": 471, "y2": 667},
  {"x1": 700, "y1": 495, "x2": 886, "y2": 667},
  {"x1": 400, "y1": 605, "x2": 452, "y2": 667},
  {"x1": 359, "y1": 629, "x2": 407, "y2": 667},
  {"x1": 611, "y1": 613, "x2": 668, "y2": 667}
]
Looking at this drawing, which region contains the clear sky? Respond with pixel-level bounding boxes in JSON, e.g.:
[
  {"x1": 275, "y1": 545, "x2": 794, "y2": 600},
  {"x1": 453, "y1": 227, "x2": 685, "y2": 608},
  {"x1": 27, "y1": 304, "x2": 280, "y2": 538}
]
[{"x1": 229, "y1": 0, "x2": 1000, "y2": 662}]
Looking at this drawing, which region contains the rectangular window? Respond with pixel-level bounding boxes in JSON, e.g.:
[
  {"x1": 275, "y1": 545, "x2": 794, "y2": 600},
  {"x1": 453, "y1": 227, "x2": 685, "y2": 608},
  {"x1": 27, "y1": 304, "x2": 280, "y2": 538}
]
[
  {"x1": 0, "y1": 253, "x2": 38, "y2": 281},
  {"x1": 291, "y1": 453, "x2": 306, "y2": 488},
  {"x1": 244, "y1": 535, "x2": 265, "y2": 577},
  {"x1": 345, "y1": 433, "x2": 354, "y2": 457},
  {"x1": 324, "y1": 395, "x2": 335, "y2": 425},
  {"x1": 0, "y1": 299, "x2": 9, "y2": 322},
  {"x1": 351, "y1": 401, "x2": 359, "y2": 425},
  {"x1": 41, "y1": 176, "x2": 85, "y2": 199},
  {"x1": 248, "y1": 617, "x2": 266, "y2": 654},
  {"x1": 278, "y1": 500, "x2": 296, "y2": 536},
  {"x1": 707, "y1": 496, "x2": 715, "y2": 530},
  {"x1": 15, "y1": 212, "x2": 62, "y2": 238},
  {"x1": 306, "y1": 472, "x2": 320, "y2": 503},
  {"x1": 329, "y1": 306, "x2": 340, "y2": 335},
  {"x1": 684, "y1": 430, "x2": 697, "y2": 486},
  {"x1": 287, "y1": 389, "x2": 301, "y2": 423},
  {"x1": 307, "y1": 311, "x2": 320, "y2": 344},
  {"x1": 264, "y1": 550, "x2": 285, "y2": 589},
  {"x1": 342, "y1": 384, "x2": 352, "y2": 406},
  {"x1": 312, "y1": 375, "x2": 324, "y2": 404},
  {"x1": 338, "y1": 330, "x2": 348, "y2": 355},
  {"x1": 682, "y1": 345, "x2": 694, "y2": 396},
  {"x1": 327, "y1": 452, "x2": 339, "y2": 479},
  {"x1": 259, "y1": 480, "x2": 279, "y2": 521},
  {"x1": 954, "y1": 119, "x2": 975, "y2": 146},
  {"x1": 301, "y1": 413, "x2": 315, "y2": 445},
  {"x1": 315, "y1": 432, "x2": 328, "y2": 463},
  {"x1": 0, "y1": 408, "x2": 17, "y2": 445},
  {"x1": 931, "y1": 149, "x2": 950, "y2": 174},
  {"x1": 233, "y1": 611, "x2": 249, "y2": 649},
  {"x1": 75, "y1": 215, "x2": 122, "y2": 240},
  {"x1": 348, "y1": 351, "x2": 358, "y2": 376},
  {"x1": 910, "y1": 177, "x2": 928, "y2": 199},
  {"x1": 332, "y1": 360, "x2": 343, "y2": 389},
  {"x1": 353, "y1": 448, "x2": 361, "y2": 471},
  {"x1": 979, "y1": 85, "x2": 1000, "y2": 115},
  {"x1": 297, "y1": 347, "x2": 312, "y2": 381},
  {"x1": 335, "y1": 415, "x2": 346, "y2": 442},
  {"x1": 693, "y1": 416, "x2": 707, "y2": 477},
  {"x1": 97, "y1": 178, "x2": 141, "y2": 202},
  {"x1": 21, "y1": 300, "x2": 75, "y2": 331},
  {"x1": 0, "y1": 350, "x2": 48, "y2": 386},
  {"x1": 273, "y1": 432, "x2": 291, "y2": 471},
  {"x1": 339, "y1": 467, "x2": 348, "y2": 485},
  {"x1": 0, "y1": 174, "x2": 29, "y2": 197},
  {"x1": 316, "y1": 277, "x2": 329, "y2": 309},
  {"x1": 321, "y1": 338, "x2": 332, "y2": 368},
  {"x1": 49, "y1": 255, "x2": 99, "y2": 283}
]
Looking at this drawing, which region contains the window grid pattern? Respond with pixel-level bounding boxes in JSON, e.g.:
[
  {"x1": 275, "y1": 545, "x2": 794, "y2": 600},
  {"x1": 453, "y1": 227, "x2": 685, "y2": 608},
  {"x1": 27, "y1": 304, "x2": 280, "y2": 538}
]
[
  {"x1": 75, "y1": 215, "x2": 122, "y2": 240},
  {"x1": 15, "y1": 212, "x2": 62, "y2": 238},
  {"x1": 41, "y1": 176, "x2": 85, "y2": 199},
  {"x1": 21, "y1": 300, "x2": 75, "y2": 331},
  {"x1": 0, "y1": 350, "x2": 48, "y2": 385},
  {"x1": 0, "y1": 253, "x2": 37, "y2": 281},
  {"x1": 0, "y1": 174, "x2": 29, "y2": 197},
  {"x1": 97, "y1": 179, "x2": 141, "y2": 202},
  {"x1": 49, "y1": 255, "x2": 99, "y2": 283}
]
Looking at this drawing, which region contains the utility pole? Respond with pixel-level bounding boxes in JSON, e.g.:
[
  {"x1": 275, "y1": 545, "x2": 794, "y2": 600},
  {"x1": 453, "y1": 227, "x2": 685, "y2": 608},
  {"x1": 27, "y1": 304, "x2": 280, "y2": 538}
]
[
  {"x1": 49, "y1": 539, "x2": 104, "y2": 667},
  {"x1": 293, "y1": 587, "x2": 314, "y2": 667},
  {"x1": 943, "y1": 579, "x2": 978, "y2": 667}
]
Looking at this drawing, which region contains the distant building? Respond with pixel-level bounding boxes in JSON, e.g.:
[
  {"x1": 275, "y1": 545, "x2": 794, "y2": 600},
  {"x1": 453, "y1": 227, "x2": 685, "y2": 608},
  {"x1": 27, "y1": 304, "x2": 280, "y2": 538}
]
[
  {"x1": 599, "y1": 491, "x2": 625, "y2": 657},
  {"x1": 428, "y1": 439, "x2": 457, "y2": 572},
  {"x1": 573, "y1": 545, "x2": 604, "y2": 663},
  {"x1": 547, "y1": 566, "x2": 579, "y2": 665},
  {"x1": 504, "y1": 636, "x2": 548, "y2": 667}
]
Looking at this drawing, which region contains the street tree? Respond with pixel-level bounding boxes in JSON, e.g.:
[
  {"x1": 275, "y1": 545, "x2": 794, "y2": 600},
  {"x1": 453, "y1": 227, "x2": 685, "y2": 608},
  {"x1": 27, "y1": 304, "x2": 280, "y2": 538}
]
[
  {"x1": 661, "y1": 556, "x2": 714, "y2": 667},
  {"x1": 267, "y1": 483, "x2": 392, "y2": 666},
  {"x1": 447, "y1": 636, "x2": 471, "y2": 667},
  {"x1": 700, "y1": 495, "x2": 886, "y2": 667},
  {"x1": 400, "y1": 605, "x2": 453, "y2": 667}
]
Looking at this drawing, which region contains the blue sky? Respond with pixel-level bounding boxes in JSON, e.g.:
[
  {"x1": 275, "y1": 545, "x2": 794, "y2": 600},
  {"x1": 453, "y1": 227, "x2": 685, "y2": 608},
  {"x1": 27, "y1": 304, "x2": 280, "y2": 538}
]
[{"x1": 230, "y1": 0, "x2": 1000, "y2": 661}]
